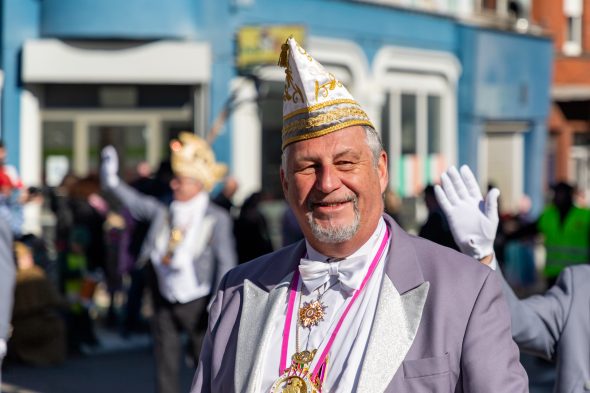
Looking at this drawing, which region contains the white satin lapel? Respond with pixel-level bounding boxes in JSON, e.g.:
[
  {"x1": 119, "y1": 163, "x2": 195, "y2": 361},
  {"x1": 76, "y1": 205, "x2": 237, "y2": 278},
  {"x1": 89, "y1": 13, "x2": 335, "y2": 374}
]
[
  {"x1": 357, "y1": 278, "x2": 429, "y2": 393},
  {"x1": 235, "y1": 275, "x2": 293, "y2": 393}
]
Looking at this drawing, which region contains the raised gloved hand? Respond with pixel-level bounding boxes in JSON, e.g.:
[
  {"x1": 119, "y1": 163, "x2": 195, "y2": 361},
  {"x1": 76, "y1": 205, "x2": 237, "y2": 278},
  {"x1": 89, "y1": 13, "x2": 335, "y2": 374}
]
[
  {"x1": 434, "y1": 165, "x2": 499, "y2": 260},
  {"x1": 100, "y1": 146, "x2": 120, "y2": 188}
]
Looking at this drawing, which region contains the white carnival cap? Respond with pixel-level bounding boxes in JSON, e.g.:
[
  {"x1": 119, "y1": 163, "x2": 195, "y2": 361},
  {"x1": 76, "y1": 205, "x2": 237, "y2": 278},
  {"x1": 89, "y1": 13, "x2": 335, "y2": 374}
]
[{"x1": 278, "y1": 36, "x2": 373, "y2": 150}]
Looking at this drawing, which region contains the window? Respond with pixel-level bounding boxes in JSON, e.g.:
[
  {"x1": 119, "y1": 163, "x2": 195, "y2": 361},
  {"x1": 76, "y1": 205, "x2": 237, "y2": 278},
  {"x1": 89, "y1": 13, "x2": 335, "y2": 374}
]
[
  {"x1": 43, "y1": 121, "x2": 74, "y2": 186},
  {"x1": 401, "y1": 94, "x2": 417, "y2": 155},
  {"x1": 258, "y1": 81, "x2": 284, "y2": 199},
  {"x1": 427, "y1": 95, "x2": 441, "y2": 154},
  {"x1": 381, "y1": 82, "x2": 448, "y2": 199},
  {"x1": 563, "y1": 0, "x2": 583, "y2": 56},
  {"x1": 478, "y1": 121, "x2": 530, "y2": 213}
]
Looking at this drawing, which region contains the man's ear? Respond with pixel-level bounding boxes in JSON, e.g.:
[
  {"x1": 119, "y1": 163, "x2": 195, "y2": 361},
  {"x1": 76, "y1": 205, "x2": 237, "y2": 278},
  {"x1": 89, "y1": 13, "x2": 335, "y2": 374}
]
[{"x1": 378, "y1": 151, "x2": 389, "y2": 194}]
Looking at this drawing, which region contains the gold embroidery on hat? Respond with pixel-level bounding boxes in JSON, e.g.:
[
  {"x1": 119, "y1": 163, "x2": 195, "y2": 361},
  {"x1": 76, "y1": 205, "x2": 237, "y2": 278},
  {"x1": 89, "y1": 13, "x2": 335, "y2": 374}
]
[
  {"x1": 282, "y1": 106, "x2": 370, "y2": 135},
  {"x1": 315, "y1": 73, "x2": 342, "y2": 101},
  {"x1": 296, "y1": 43, "x2": 313, "y2": 62},
  {"x1": 283, "y1": 98, "x2": 360, "y2": 121},
  {"x1": 279, "y1": 37, "x2": 305, "y2": 104},
  {"x1": 283, "y1": 68, "x2": 305, "y2": 104},
  {"x1": 282, "y1": 119, "x2": 373, "y2": 149}
]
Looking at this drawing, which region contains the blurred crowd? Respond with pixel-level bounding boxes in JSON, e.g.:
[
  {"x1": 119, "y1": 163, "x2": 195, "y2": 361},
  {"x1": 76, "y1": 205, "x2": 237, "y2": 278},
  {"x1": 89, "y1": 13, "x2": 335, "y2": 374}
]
[{"x1": 0, "y1": 143, "x2": 305, "y2": 371}]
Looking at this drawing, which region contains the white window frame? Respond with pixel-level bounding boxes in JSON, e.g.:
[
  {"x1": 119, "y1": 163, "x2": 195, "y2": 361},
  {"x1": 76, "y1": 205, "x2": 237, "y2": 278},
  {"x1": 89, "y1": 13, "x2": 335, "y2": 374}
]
[
  {"x1": 570, "y1": 145, "x2": 590, "y2": 203},
  {"x1": 383, "y1": 76, "x2": 450, "y2": 196},
  {"x1": 40, "y1": 108, "x2": 191, "y2": 176},
  {"x1": 563, "y1": 0, "x2": 583, "y2": 56},
  {"x1": 373, "y1": 46, "x2": 460, "y2": 198}
]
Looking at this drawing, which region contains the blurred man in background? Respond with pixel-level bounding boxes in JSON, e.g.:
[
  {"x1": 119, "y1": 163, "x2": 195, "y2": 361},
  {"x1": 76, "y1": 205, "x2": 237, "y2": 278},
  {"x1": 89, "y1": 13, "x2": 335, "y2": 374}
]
[
  {"x1": 508, "y1": 180, "x2": 590, "y2": 286},
  {"x1": 101, "y1": 133, "x2": 237, "y2": 393}
]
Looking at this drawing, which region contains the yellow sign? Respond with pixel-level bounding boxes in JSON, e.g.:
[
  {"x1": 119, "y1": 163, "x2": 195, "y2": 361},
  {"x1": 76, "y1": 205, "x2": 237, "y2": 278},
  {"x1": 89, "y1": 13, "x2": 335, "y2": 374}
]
[{"x1": 236, "y1": 25, "x2": 306, "y2": 69}]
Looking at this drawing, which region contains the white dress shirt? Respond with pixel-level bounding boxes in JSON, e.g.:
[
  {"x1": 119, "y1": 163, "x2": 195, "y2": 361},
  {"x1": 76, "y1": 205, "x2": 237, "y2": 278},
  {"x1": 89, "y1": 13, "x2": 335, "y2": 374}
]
[
  {"x1": 151, "y1": 191, "x2": 212, "y2": 303},
  {"x1": 260, "y1": 218, "x2": 390, "y2": 392}
]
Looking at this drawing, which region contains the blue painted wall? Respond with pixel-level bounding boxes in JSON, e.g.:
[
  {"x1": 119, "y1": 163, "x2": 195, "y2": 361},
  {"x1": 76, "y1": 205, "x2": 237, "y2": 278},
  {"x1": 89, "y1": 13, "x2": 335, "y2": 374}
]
[
  {"x1": 41, "y1": 0, "x2": 200, "y2": 39},
  {"x1": 457, "y1": 25, "x2": 552, "y2": 215},
  {"x1": 1, "y1": 0, "x2": 41, "y2": 168}
]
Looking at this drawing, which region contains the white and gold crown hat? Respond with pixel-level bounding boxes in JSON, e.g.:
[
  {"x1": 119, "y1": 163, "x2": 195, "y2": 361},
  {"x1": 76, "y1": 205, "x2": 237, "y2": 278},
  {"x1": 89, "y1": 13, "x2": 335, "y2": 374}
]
[
  {"x1": 169, "y1": 132, "x2": 227, "y2": 191},
  {"x1": 278, "y1": 37, "x2": 374, "y2": 150}
]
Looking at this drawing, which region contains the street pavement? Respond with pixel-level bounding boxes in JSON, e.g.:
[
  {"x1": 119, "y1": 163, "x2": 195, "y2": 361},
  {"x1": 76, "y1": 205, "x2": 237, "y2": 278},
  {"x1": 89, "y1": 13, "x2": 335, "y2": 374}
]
[{"x1": 1, "y1": 329, "x2": 195, "y2": 393}]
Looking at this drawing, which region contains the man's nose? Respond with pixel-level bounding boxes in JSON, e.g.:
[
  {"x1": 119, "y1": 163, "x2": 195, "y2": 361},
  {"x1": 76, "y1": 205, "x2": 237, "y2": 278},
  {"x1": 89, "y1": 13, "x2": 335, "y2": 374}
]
[{"x1": 315, "y1": 165, "x2": 341, "y2": 193}]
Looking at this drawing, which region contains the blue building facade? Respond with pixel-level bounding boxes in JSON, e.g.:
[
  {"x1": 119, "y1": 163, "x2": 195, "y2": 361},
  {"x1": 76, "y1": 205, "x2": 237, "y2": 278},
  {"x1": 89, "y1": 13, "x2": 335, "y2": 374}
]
[{"x1": 0, "y1": 0, "x2": 552, "y2": 222}]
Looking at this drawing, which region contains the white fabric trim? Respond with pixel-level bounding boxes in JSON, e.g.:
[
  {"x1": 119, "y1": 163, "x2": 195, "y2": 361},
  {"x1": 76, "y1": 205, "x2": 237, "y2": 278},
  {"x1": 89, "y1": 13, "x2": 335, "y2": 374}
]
[{"x1": 22, "y1": 39, "x2": 211, "y2": 84}]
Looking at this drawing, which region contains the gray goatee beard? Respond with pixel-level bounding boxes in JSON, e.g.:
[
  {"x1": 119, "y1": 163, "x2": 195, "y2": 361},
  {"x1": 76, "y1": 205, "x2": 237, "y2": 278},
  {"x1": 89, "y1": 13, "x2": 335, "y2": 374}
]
[{"x1": 307, "y1": 197, "x2": 360, "y2": 243}]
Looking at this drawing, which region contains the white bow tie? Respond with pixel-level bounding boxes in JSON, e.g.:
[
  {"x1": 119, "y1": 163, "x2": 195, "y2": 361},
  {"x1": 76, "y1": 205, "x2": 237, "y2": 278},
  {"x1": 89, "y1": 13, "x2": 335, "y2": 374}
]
[{"x1": 298, "y1": 256, "x2": 367, "y2": 294}]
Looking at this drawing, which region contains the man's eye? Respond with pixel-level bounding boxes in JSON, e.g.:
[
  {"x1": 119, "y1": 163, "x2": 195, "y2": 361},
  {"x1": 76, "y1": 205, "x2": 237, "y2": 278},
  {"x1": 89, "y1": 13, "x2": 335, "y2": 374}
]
[
  {"x1": 296, "y1": 165, "x2": 316, "y2": 174},
  {"x1": 337, "y1": 161, "x2": 354, "y2": 169}
]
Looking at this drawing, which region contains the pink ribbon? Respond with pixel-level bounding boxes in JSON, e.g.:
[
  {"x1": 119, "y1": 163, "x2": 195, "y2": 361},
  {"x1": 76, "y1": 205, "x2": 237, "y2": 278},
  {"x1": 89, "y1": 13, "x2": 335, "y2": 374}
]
[{"x1": 279, "y1": 226, "x2": 391, "y2": 381}]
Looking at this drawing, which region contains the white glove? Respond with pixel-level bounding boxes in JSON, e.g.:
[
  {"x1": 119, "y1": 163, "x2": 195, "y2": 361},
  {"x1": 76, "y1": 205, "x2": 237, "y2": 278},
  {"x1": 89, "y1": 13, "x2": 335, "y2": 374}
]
[
  {"x1": 434, "y1": 165, "x2": 500, "y2": 260},
  {"x1": 100, "y1": 146, "x2": 120, "y2": 188},
  {"x1": 0, "y1": 338, "x2": 6, "y2": 358}
]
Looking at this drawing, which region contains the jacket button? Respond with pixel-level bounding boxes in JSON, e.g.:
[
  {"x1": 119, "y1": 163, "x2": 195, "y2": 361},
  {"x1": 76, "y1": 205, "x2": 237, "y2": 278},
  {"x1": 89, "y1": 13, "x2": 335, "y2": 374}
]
[{"x1": 584, "y1": 381, "x2": 590, "y2": 390}]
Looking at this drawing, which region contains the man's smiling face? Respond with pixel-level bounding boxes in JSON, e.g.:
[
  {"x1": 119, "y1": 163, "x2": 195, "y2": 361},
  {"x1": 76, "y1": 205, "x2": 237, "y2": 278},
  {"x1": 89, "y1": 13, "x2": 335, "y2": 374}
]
[{"x1": 281, "y1": 126, "x2": 388, "y2": 256}]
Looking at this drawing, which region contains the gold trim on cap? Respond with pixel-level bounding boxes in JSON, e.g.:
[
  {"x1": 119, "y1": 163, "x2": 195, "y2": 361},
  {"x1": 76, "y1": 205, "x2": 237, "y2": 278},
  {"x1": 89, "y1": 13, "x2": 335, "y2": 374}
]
[
  {"x1": 282, "y1": 106, "x2": 370, "y2": 136},
  {"x1": 283, "y1": 98, "x2": 361, "y2": 121},
  {"x1": 282, "y1": 119, "x2": 373, "y2": 150}
]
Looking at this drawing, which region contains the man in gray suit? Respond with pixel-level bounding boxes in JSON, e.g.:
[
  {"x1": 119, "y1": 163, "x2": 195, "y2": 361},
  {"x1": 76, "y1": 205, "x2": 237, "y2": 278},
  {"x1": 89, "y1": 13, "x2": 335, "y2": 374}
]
[
  {"x1": 101, "y1": 132, "x2": 236, "y2": 393},
  {"x1": 436, "y1": 165, "x2": 590, "y2": 393},
  {"x1": 192, "y1": 37, "x2": 527, "y2": 393},
  {"x1": 0, "y1": 216, "x2": 15, "y2": 388}
]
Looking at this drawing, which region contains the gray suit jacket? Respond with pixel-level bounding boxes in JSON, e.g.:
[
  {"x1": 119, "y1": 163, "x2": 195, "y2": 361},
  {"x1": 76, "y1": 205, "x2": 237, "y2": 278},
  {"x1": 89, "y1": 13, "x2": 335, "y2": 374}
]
[
  {"x1": 192, "y1": 215, "x2": 527, "y2": 392},
  {"x1": 107, "y1": 182, "x2": 236, "y2": 297},
  {"x1": 501, "y1": 265, "x2": 590, "y2": 392},
  {"x1": 0, "y1": 216, "x2": 15, "y2": 340}
]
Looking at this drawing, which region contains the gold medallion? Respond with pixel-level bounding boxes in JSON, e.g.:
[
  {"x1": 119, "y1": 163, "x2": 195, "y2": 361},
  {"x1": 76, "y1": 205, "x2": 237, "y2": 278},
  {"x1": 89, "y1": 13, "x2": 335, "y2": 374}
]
[
  {"x1": 169, "y1": 228, "x2": 184, "y2": 246},
  {"x1": 271, "y1": 350, "x2": 319, "y2": 393},
  {"x1": 163, "y1": 228, "x2": 184, "y2": 265},
  {"x1": 292, "y1": 349, "x2": 317, "y2": 366},
  {"x1": 298, "y1": 300, "x2": 326, "y2": 328},
  {"x1": 281, "y1": 376, "x2": 307, "y2": 393}
]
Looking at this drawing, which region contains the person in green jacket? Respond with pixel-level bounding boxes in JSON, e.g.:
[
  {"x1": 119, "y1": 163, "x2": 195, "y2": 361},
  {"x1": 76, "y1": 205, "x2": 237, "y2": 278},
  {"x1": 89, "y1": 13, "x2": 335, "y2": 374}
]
[{"x1": 509, "y1": 181, "x2": 590, "y2": 286}]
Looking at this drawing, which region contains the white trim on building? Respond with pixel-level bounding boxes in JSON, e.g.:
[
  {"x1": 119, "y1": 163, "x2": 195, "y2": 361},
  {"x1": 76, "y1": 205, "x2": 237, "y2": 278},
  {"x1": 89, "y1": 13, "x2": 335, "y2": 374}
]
[
  {"x1": 22, "y1": 39, "x2": 211, "y2": 84},
  {"x1": 231, "y1": 77, "x2": 262, "y2": 205}
]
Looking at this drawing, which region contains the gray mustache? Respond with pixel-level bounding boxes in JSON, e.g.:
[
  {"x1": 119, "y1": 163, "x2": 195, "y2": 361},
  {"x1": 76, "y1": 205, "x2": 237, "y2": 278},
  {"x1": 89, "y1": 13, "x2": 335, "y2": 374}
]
[{"x1": 307, "y1": 195, "x2": 357, "y2": 209}]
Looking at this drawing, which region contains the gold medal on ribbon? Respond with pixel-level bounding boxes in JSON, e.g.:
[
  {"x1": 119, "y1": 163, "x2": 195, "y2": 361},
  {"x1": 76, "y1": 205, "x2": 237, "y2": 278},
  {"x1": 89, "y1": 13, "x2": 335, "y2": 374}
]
[
  {"x1": 163, "y1": 228, "x2": 184, "y2": 265},
  {"x1": 271, "y1": 350, "x2": 320, "y2": 393},
  {"x1": 298, "y1": 300, "x2": 326, "y2": 328}
]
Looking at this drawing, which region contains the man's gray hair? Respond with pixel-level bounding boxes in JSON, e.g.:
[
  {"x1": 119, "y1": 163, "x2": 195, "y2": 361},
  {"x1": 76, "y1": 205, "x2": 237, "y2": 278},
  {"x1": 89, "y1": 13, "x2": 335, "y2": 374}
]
[
  {"x1": 363, "y1": 126, "x2": 384, "y2": 166},
  {"x1": 281, "y1": 125, "x2": 384, "y2": 170}
]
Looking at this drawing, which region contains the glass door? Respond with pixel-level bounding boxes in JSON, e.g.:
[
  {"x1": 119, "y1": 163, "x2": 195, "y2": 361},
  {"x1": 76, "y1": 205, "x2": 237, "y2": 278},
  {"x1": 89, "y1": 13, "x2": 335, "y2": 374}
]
[{"x1": 87, "y1": 124, "x2": 148, "y2": 181}]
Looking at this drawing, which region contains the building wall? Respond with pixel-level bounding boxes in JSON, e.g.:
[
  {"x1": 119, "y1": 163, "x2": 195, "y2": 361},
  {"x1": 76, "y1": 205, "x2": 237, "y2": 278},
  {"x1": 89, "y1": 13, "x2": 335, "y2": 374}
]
[
  {"x1": 0, "y1": 0, "x2": 553, "y2": 216},
  {"x1": 538, "y1": 0, "x2": 590, "y2": 85},
  {"x1": 457, "y1": 26, "x2": 552, "y2": 214},
  {"x1": 532, "y1": 0, "x2": 590, "y2": 200}
]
